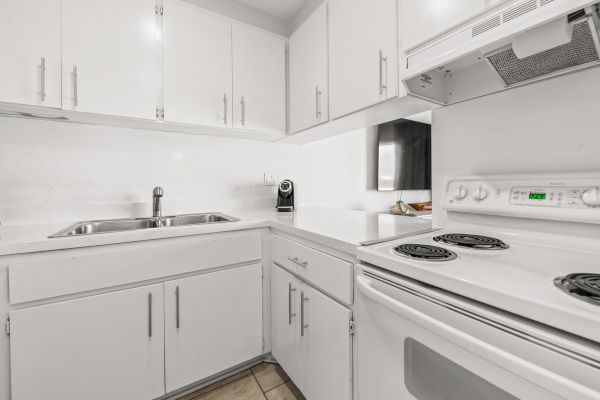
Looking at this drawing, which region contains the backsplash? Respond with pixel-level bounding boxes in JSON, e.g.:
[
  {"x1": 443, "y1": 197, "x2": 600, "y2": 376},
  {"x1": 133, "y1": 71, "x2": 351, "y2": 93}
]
[{"x1": 0, "y1": 117, "x2": 301, "y2": 225}]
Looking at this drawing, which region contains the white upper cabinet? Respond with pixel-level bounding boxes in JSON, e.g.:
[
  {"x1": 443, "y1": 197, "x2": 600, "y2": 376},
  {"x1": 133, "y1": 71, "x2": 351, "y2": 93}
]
[
  {"x1": 0, "y1": 0, "x2": 61, "y2": 108},
  {"x1": 232, "y1": 23, "x2": 287, "y2": 133},
  {"x1": 163, "y1": 1, "x2": 232, "y2": 127},
  {"x1": 10, "y1": 284, "x2": 165, "y2": 400},
  {"x1": 289, "y1": 3, "x2": 329, "y2": 134},
  {"x1": 401, "y1": 0, "x2": 502, "y2": 50},
  {"x1": 61, "y1": 0, "x2": 160, "y2": 119},
  {"x1": 164, "y1": 264, "x2": 263, "y2": 393},
  {"x1": 329, "y1": 0, "x2": 398, "y2": 120}
]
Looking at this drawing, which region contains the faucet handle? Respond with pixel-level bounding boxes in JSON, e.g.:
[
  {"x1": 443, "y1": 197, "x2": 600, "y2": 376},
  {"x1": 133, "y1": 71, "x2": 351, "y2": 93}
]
[{"x1": 153, "y1": 187, "x2": 163, "y2": 197}]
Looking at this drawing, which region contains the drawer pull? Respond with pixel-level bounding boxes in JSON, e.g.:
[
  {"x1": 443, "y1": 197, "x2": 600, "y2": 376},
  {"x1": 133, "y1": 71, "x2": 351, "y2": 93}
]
[{"x1": 287, "y1": 257, "x2": 308, "y2": 268}]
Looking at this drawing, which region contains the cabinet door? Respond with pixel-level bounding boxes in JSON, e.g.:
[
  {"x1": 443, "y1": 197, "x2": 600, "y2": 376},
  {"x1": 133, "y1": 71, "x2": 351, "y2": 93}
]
[
  {"x1": 401, "y1": 0, "x2": 487, "y2": 50},
  {"x1": 303, "y1": 284, "x2": 352, "y2": 400},
  {"x1": 271, "y1": 264, "x2": 304, "y2": 389},
  {"x1": 9, "y1": 284, "x2": 165, "y2": 400},
  {"x1": 289, "y1": 3, "x2": 328, "y2": 133},
  {"x1": 61, "y1": 0, "x2": 160, "y2": 119},
  {"x1": 329, "y1": 0, "x2": 398, "y2": 119},
  {"x1": 163, "y1": 0, "x2": 232, "y2": 127},
  {"x1": 232, "y1": 24, "x2": 286, "y2": 133},
  {"x1": 0, "y1": 0, "x2": 61, "y2": 108},
  {"x1": 164, "y1": 264, "x2": 263, "y2": 392}
]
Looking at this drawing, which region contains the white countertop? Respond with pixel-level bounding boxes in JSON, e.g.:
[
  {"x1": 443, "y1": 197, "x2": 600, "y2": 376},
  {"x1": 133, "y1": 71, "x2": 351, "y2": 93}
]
[{"x1": 0, "y1": 208, "x2": 434, "y2": 256}]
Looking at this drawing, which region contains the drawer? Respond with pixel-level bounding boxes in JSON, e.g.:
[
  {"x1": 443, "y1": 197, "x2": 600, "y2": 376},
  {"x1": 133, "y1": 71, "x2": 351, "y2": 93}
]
[
  {"x1": 272, "y1": 234, "x2": 353, "y2": 304},
  {"x1": 9, "y1": 230, "x2": 262, "y2": 305}
]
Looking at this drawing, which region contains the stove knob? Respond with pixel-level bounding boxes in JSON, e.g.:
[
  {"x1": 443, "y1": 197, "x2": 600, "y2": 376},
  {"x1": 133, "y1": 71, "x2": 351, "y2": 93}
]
[
  {"x1": 582, "y1": 187, "x2": 600, "y2": 206},
  {"x1": 452, "y1": 185, "x2": 468, "y2": 200},
  {"x1": 471, "y1": 186, "x2": 488, "y2": 201}
]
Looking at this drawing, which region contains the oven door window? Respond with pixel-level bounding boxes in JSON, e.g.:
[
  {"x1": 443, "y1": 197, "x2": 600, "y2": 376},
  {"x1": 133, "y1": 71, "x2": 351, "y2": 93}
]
[{"x1": 405, "y1": 338, "x2": 518, "y2": 400}]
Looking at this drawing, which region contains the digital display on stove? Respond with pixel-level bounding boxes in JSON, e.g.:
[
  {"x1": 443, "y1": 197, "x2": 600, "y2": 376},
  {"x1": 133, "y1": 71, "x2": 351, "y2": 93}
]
[{"x1": 529, "y1": 192, "x2": 547, "y2": 200}]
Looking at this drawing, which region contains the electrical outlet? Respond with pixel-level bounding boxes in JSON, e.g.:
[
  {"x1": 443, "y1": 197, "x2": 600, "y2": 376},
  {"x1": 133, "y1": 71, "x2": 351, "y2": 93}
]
[{"x1": 263, "y1": 172, "x2": 277, "y2": 186}]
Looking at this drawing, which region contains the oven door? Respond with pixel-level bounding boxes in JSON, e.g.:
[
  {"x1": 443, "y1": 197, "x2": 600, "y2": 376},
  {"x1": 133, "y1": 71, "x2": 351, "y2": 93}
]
[{"x1": 356, "y1": 265, "x2": 600, "y2": 400}]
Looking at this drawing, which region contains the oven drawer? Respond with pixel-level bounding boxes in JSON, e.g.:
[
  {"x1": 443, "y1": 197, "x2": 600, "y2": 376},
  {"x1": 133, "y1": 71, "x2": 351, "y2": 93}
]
[
  {"x1": 272, "y1": 234, "x2": 353, "y2": 304},
  {"x1": 356, "y1": 265, "x2": 600, "y2": 400}
]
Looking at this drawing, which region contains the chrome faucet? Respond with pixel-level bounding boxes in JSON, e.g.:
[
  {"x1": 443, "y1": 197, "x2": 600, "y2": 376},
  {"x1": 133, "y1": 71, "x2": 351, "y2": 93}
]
[{"x1": 152, "y1": 187, "x2": 163, "y2": 218}]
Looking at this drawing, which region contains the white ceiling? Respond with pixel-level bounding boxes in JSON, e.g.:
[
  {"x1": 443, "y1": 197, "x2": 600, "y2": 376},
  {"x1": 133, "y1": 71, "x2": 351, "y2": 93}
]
[{"x1": 236, "y1": 0, "x2": 307, "y2": 20}]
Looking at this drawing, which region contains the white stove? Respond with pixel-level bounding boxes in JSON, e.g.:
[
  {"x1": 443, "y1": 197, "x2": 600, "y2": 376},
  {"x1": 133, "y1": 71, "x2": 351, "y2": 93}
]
[{"x1": 355, "y1": 173, "x2": 600, "y2": 400}]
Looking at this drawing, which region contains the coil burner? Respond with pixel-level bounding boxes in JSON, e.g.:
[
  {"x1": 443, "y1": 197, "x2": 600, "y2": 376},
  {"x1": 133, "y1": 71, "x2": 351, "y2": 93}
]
[
  {"x1": 433, "y1": 234, "x2": 509, "y2": 250},
  {"x1": 554, "y1": 273, "x2": 600, "y2": 306},
  {"x1": 394, "y1": 244, "x2": 457, "y2": 262}
]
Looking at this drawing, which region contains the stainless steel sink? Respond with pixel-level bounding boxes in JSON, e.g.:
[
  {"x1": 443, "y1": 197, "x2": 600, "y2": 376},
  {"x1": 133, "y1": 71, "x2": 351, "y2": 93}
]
[{"x1": 49, "y1": 212, "x2": 239, "y2": 238}]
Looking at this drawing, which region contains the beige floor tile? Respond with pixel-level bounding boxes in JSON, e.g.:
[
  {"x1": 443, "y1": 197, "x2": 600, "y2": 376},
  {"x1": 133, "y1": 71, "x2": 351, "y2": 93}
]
[
  {"x1": 179, "y1": 369, "x2": 252, "y2": 400},
  {"x1": 251, "y1": 363, "x2": 290, "y2": 392},
  {"x1": 264, "y1": 382, "x2": 305, "y2": 400},
  {"x1": 195, "y1": 375, "x2": 266, "y2": 400}
]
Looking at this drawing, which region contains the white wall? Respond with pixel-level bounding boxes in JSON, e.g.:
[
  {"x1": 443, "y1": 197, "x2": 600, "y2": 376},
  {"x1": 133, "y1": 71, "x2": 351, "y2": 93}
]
[
  {"x1": 299, "y1": 127, "x2": 431, "y2": 212},
  {"x1": 432, "y1": 67, "x2": 600, "y2": 227},
  {"x1": 0, "y1": 117, "x2": 301, "y2": 225}
]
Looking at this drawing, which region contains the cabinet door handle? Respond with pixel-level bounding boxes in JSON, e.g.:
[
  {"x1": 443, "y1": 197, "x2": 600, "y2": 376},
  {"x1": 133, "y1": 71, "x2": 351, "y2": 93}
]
[
  {"x1": 240, "y1": 96, "x2": 246, "y2": 126},
  {"x1": 288, "y1": 283, "x2": 297, "y2": 325},
  {"x1": 315, "y1": 86, "x2": 322, "y2": 119},
  {"x1": 287, "y1": 257, "x2": 308, "y2": 268},
  {"x1": 379, "y1": 50, "x2": 388, "y2": 95},
  {"x1": 175, "y1": 286, "x2": 180, "y2": 329},
  {"x1": 148, "y1": 292, "x2": 153, "y2": 338},
  {"x1": 72, "y1": 65, "x2": 79, "y2": 107},
  {"x1": 222, "y1": 93, "x2": 228, "y2": 125},
  {"x1": 40, "y1": 57, "x2": 46, "y2": 102},
  {"x1": 300, "y1": 291, "x2": 309, "y2": 337}
]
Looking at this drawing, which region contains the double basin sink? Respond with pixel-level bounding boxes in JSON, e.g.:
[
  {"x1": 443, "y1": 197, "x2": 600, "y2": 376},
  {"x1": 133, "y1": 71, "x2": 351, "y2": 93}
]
[{"x1": 49, "y1": 212, "x2": 239, "y2": 238}]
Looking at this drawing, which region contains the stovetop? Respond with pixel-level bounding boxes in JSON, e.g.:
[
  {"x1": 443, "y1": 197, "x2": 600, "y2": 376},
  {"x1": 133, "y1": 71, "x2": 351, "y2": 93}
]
[{"x1": 358, "y1": 226, "x2": 600, "y2": 343}]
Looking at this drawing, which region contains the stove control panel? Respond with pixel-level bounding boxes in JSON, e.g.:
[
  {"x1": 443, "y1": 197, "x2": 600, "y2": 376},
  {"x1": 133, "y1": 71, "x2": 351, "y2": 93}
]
[
  {"x1": 510, "y1": 186, "x2": 600, "y2": 208},
  {"x1": 444, "y1": 176, "x2": 600, "y2": 224}
]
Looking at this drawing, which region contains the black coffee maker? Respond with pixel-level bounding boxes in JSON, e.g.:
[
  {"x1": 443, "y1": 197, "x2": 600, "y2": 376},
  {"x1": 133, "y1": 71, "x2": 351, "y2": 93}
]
[{"x1": 277, "y1": 179, "x2": 294, "y2": 212}]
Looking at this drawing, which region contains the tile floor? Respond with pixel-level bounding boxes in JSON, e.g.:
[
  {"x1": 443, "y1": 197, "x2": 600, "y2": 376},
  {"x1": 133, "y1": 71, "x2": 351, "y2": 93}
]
[{"x1": 178, "y1": 363, "x2": 305, "y2": 400}]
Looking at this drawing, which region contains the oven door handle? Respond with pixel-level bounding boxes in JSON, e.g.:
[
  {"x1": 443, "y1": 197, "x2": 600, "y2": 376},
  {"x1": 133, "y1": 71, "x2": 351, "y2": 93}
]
[{"x1": 356, "y1": 275, "x2": 600, "y2": 400}]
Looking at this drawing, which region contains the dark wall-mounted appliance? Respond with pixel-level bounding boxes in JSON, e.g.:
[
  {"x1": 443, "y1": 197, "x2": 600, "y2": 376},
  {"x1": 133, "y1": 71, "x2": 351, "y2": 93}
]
[{"x1": 377, "y1": 119, "x2": 431, "y2": 191}]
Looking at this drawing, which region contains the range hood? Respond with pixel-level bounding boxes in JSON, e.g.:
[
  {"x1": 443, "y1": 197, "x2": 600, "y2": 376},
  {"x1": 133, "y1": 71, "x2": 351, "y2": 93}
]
[{"x1": 402, "y1": 0, "x2": 600, "y2": 105}]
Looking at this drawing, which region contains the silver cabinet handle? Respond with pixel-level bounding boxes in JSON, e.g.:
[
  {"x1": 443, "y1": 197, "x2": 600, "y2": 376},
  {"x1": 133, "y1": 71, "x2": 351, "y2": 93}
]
[
  {"x1": 315, "y1": 86, "x2": 322, "y2": 119},
  {"x1": 287, "y1": 257, "x2": 308, "y2": 268},
  {"x1": 222, "y1": 93, "x2": 228, "y2": 125},
  {"x1": 240, "y1": 96, "x2": 246, "y2": 126},
  {"x1": 148, "y1": 292, "x2": 153, "y2": 338},
  {"x1": 72, "y1": 65, "x2": 79, "y2": 107},
  {"x1": 379, "y1": 50, "x2": 388, "y2": 95},
  {"x1": 300, "y1": 291, "x2": 308, "y2": 337},
  {"x1": 175, "y1": 286, "x2": 180, "y2": 329},
  {"x1": 40, "y1": 57, "x2": 46, "y2": 102},
  {"x1": 288, "y1": 283, "x2": 297, "y2": 325}
]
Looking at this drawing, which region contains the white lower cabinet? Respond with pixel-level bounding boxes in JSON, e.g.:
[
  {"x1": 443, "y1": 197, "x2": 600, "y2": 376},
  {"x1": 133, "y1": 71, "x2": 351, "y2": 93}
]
[
  {"x1": 271, "y1": 264, "x2": 304, "y2": 388},
  {"x1": 302, "y1": 284, "x2": 353, "y2": 400},
  {"x1": 164, "y1": 264, "x2": 264, "y2": 392},
  {"x1": 8, "y1": 263, "x2": 264, "y2": 400},
  {"x1": 9, "y1": 284, "x2": 165, "y2": 400},
  {"x1": 271, "y1": 264, "x2": 352, "y2": 400}
]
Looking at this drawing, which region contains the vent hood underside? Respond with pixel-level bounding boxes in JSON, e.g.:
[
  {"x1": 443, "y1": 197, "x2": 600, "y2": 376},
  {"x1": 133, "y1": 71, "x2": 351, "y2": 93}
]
[{"x1": 404, "y1": 2, "x2": 600, "y2": 105}]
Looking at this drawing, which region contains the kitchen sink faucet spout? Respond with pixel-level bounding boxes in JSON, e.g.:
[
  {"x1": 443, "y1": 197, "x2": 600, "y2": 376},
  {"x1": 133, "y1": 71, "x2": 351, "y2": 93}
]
[{"x1": 153, "y1": 187, "x2": 164, "y2": 218}]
